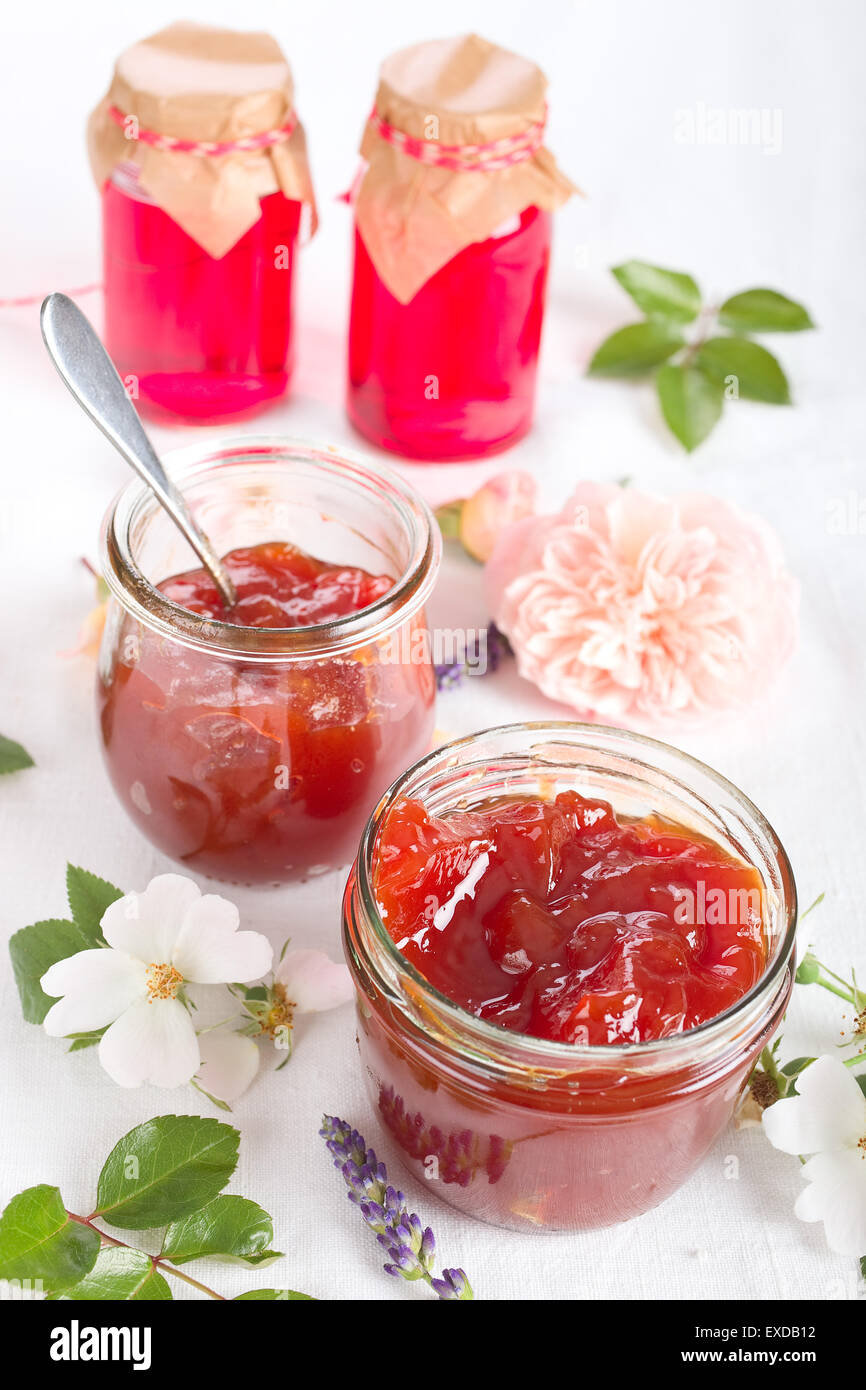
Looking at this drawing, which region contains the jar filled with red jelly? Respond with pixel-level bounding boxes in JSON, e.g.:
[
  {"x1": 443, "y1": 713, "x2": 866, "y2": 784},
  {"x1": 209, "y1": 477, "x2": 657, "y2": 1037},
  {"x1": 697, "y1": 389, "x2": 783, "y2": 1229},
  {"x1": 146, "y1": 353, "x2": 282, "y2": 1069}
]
[
  {"x1": 97, "y1": 439, "x2": 440, "y2": 885},
  {"x1": 344, "y1": 723, "x2": 797, "y2": 1232},
  {"x1": 347, "y1": 34, "x2": 576, "y2": 461},
  {"x1": 88, "y1": 23, "x2": 317, "y2": 421}
]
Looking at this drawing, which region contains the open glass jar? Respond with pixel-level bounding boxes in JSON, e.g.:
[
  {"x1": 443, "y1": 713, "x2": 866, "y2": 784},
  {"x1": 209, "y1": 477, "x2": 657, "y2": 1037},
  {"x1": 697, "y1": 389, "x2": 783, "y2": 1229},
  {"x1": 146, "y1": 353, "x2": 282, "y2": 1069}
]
[
  {"x1": 343, "y1": 723, "x2": 797, "y2": 1232},
  {"x1": 97, "y1": 438, "x2": 439, "y2": 885}
]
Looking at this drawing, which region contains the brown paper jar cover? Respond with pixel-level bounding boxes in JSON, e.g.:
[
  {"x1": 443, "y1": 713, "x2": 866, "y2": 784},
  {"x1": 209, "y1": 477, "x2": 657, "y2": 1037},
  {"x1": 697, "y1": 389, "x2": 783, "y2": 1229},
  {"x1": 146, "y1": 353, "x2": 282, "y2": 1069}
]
[
  {"x1": 88, "y1": 22, "x2": 317, "y2": 260},
  {"x1": 355, "y1": 33, "x2": 578, "y2": 304}
]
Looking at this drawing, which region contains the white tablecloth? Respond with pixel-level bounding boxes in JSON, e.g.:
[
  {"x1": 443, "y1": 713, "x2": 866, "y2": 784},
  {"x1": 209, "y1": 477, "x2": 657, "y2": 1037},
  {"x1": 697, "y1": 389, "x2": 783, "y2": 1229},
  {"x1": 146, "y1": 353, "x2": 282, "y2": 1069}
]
[{"x1": 1, "y1": 0, "x2": 864, "y2": 1301}]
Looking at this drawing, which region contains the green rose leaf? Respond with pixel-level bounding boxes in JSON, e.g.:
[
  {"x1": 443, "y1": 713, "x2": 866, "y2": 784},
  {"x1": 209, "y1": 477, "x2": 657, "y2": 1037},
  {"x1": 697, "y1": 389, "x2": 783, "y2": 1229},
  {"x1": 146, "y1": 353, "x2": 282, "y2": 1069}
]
[
  {"x1": 66, "y1": 865, "x2": 122, "y2": 944},
  {"x1": 612, "y1": 260, "x2": 701, "y2": 323},
  {"x1": 234, "y1": 1288, "x2": 316, "y2": 1300},
  {"x1": 52, "y1": 1247, "x2": 172, "y2": 1301},
  {"x1": 9, "y1": 919, "x2": 94, "y2": 1025},
  {"x1": 857, "y1": 1076, "x2": 866, "y2": 1101},
  {"x1": 0, "y1": 734, "x2": 34, "y2": 775},
  {"x1": 161, "y1": 1196, "x2": 280, "y2": 1267},
  {"x1": 657, "y1": 363, "x2": 725, "y2": 451},
  {"x1": 67, "y1": 1030, "x2": 106, "y2": 1052},
  {"x1": 718, "y1": 288, "x2": 814, "y2": 334},
  {"x1": 780, "y1": 1056, "x2": 815, "y2": 1077},
  {"x1": 95, "y1": 1116, "x2": 240, "y2": 1231},
  {"x1": 588, "y1": 321, "x2": 685, "y2": 376},
  {"x1": 0, "y1": 1185, "x2": 100, "y2": 1290},
  {"x1": 696, "y1": 336, "x2": 791, "y2": 404}
]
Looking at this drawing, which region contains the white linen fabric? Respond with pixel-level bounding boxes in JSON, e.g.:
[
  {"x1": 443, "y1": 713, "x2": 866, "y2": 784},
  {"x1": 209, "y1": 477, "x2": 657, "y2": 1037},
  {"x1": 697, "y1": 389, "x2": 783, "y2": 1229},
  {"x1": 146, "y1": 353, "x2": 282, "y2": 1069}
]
[{"x1": 0, "y1": 0, "x2": 864, "y2": 1300}]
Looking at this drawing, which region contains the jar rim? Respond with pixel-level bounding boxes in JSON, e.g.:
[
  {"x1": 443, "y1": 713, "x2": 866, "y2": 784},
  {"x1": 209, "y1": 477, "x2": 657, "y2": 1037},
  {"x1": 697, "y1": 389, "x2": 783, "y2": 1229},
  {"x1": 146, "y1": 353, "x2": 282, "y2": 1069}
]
[
  {"x1": 350, "y1": 720, "x2": 798, "y2": 1073},
  {"x1": 100, "y1": 435, "x2": 441, "y2": 659}
]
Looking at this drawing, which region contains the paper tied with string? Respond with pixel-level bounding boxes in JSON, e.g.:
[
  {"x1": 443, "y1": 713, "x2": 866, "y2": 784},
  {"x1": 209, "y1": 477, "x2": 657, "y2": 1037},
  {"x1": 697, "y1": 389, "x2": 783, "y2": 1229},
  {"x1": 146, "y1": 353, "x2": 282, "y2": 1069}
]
[
  {"x1": 87, "y1": 22, "x2": 317, "y2": 260},
  {"x1": 355, "y1": 33, "x2": 578, "y2": 304}
]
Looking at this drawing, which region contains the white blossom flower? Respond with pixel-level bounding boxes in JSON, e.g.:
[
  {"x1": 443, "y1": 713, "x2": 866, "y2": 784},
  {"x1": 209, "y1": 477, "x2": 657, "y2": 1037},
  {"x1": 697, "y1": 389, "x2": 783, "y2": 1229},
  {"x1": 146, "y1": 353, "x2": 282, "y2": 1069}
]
[
  {"x1": 196, "y1": 1029, "x2": 260, "y2": 1103},
  {"x1": 762, "y1": 1054, "x2": 866, "y2": 1256},
  {"x1": 41, "y1": 874, "x2": 272, "y2": 1090}
]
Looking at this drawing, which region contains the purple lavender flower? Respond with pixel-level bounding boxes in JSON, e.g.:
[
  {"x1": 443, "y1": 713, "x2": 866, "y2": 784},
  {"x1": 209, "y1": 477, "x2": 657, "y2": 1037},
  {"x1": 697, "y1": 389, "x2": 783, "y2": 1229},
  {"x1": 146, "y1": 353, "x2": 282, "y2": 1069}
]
[
  {"x1": 320, "y1": 1115, "x2": 474, "y2": 1301},
  {"x1": 434, "y1": 620, "x2": 513, "y2": 691}
]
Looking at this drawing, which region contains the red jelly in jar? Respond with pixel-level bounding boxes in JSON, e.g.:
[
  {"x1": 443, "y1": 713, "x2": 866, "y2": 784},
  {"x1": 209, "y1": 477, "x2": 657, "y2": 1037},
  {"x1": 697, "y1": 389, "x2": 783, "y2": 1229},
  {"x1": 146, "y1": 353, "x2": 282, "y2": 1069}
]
[
  {"x1": 97, "y1": 441, "x2": 440, "y2": 885},
  {"x1": 344, "y1": 725, "x2": 797, "y2": 1231},
  {"x1": 102, "y1": 170, "x2": 301, "y2": 421},
  {"x1": 348, "y1": 208, "x2": 551, "y2": 460},
  {"x1": 347, "y1": 35, "x2": 575, "y2": 461},
  {"x1": 89, "y1": 23, "x2": 315, "y2": 422}
]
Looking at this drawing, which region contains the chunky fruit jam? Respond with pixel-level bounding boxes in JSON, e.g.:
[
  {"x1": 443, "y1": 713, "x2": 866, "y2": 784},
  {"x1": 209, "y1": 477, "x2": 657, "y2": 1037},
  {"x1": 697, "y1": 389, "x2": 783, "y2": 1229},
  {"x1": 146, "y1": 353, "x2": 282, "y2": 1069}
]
[
  {"x1": 98, "y1": 541, "x2": 434, "y2": 884},
  {"x1": 374, "y1": 792, "x2": 766, "y2": 1046},
  {"x1": 347, "y1": 206, "x2": 550, "y2": 461},
  {"x1": 158, "y1": 541, "x2": 393, "y2": 627}
]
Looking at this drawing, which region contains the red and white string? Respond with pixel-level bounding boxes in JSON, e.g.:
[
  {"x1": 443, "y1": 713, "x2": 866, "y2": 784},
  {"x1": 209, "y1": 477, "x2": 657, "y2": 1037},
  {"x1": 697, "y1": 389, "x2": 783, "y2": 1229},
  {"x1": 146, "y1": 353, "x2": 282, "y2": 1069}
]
[{"x1": 368, "y1": 104, "x2": 547, "y2": 172}]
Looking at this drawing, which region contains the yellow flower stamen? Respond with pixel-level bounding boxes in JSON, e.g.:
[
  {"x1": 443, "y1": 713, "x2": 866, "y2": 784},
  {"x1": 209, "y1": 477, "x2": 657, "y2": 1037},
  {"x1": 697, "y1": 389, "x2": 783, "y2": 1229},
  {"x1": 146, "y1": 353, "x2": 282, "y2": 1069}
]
[
  {"x1": 260, "y1": 982, "x2": 296, "y2": 1039},
  {"x1": 146, "y1": 962, "x2": 183, "y2": 1002}
]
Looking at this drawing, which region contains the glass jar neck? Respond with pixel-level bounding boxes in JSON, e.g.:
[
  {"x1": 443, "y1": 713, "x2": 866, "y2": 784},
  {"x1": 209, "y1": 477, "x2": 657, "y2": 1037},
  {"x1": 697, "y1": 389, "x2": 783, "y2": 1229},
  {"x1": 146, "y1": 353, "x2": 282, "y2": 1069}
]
[{"x1": 101, "y1": 436, "x2": 440, "y2": 660}]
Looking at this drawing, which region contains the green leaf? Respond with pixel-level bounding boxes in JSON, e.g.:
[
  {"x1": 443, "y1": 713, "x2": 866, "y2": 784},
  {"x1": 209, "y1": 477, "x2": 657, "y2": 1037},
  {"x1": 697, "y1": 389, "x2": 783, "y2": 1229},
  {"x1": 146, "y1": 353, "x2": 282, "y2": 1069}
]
[
  {"x1": 9, "y1": 919, "x2": 94, "y2": 1024},
  {"x1": 718, "y1": 288, "x2": 814, "y2": 333},
  {"x1": 612, "y1": 260, "x2": 701, "y2": 323},
  {"x1": 162, "y1": 1196, "x2": 279, "y2": 1267},
  {"x1": 234, "y1": 1288, "x2": 315, "y2": 1300},
  {"x1": 860, "y1": 1255, "x2": 866, "y2": 1283},
  {"x1": 66, "y1": 865, "x2": 122, "y2": 944},
  {"x1": 94, "y1": 1116, "x2": 240, "y2": 1231},
  {"x1": 0, "y1": 734, "x2": 34, "y2": 775},
  {"x1": 696, "y1": 336, "x2": 791, "y2": 403},
  {"x1": 52, "y1": 1247, "x2": 172, "y2": 1301},
  {"x1": 656, "y1": 363, "x2": 725, "y2": 451},
  {"x1": 857, "y1": 1075, "x2": 866, "y2": 1101},
  {"x1": 588, "y1": 320, "x2": 685, "y2": 376},
  {"x1": 67, "y1": 1030, "x2": 106, "y2": 1052},
  {"x1": 0, "y1": 1186, "x2": 99, "y2": 1290},
  {"x1": 780, "y1": 1056, "x2": 814, "y2": 1077}
]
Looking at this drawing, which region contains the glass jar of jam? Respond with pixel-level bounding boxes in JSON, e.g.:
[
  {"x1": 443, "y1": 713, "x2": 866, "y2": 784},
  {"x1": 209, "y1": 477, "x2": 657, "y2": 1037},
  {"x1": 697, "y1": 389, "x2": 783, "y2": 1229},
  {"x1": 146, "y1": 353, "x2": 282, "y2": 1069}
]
[
  {"x1": 97, "y1": 439, "x2": 440, "y2": 885},
  {"x1": 88, "y1": 23, "x2": 316, "y2": 422},
  {"x1": 343, "y1": 723, "x2": 797, "y2": 1232},
  {"x1": 347, "y1": 35, "x2": 576, "y2": 461}
]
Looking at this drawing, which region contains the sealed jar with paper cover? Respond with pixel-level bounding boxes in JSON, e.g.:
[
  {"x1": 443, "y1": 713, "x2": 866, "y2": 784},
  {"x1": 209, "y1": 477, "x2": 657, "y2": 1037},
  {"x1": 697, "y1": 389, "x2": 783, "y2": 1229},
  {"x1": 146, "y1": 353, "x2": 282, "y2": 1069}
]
[
  {"x1": 88, "y1": 24, "x2": 317, "y2": 421},
  {"x1": 347, "y1": 35, "x2": 576, "y2": 461}
]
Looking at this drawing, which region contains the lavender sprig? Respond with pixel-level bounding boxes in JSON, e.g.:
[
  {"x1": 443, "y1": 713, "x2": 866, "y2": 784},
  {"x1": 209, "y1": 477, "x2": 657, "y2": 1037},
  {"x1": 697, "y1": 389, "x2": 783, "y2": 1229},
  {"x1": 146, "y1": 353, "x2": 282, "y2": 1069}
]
[
  {"x1": 320, "y1": 1115, "x2": 474, "y2": 1301},
  {"x1": 435, "y1": 621, "x2": 511, "y2": 691}
]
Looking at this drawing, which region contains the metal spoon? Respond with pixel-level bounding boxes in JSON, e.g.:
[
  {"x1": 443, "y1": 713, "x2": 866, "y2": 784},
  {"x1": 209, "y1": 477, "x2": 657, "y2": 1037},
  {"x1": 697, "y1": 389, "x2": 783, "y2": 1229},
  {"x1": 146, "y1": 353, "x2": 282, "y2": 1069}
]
[{"x1": 40, "y1": 293, "x2": 237, "y2": 609}]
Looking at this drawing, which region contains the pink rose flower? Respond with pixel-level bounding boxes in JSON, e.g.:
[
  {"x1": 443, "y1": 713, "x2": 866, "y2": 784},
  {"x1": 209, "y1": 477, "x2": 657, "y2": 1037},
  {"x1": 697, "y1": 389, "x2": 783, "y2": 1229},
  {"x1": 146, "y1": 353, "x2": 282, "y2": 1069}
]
[
  {"x1": 458, "y1": 470, "x2": 537, "y2": 562},
  {"x1": 486, "y1": 482, "x2": 798, "y2": 725}
]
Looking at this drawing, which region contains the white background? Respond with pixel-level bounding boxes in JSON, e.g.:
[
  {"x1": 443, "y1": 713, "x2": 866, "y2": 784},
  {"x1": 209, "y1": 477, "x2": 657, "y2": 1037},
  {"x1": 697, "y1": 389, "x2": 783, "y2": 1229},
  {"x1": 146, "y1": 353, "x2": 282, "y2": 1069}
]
[{"x1": 1, "y1": 0, "x2": 864, "y2": 1301}]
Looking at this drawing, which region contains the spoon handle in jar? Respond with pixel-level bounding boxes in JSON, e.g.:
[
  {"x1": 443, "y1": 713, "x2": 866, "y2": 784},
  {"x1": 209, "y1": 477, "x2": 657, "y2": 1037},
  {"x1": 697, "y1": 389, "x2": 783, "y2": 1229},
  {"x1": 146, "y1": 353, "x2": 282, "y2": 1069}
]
[{"x1": 39, "y1": 293, "x2": 237, "y2": 609}]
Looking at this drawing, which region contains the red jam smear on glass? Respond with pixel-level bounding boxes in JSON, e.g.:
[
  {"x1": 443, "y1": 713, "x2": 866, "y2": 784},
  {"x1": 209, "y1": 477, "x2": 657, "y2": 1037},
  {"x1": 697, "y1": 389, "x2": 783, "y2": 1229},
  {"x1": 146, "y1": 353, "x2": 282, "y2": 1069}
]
[
  {"x1": 374, "y1": 791, "x2": 766, "y2": 1045},
  {"x1": 98, "y1": 542, "x2": 434, "y2": 884},
  {"x1": 102, "y1": 181, "x2": 301, "y2": 421},
  {"x1": 347, "y1": 207, "x2": 551, "y2": 461}
]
